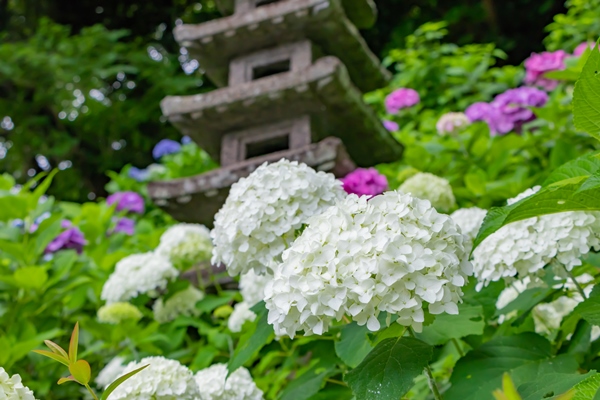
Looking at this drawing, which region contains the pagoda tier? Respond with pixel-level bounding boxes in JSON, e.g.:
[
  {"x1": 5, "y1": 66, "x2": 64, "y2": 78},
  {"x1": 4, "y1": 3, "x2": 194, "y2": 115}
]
[
  {"x1": 174, "y1": 0, "x2": 389, "y2": 92},
  {"x1": 160, "y1": 56, "x2": 402, "y2": 167}
]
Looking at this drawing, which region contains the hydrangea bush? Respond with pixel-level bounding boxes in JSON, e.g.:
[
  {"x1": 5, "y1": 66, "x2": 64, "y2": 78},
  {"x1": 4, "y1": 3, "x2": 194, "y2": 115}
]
[{"x1": 2, "y1": 6, "x2": 600, "y2": 400}]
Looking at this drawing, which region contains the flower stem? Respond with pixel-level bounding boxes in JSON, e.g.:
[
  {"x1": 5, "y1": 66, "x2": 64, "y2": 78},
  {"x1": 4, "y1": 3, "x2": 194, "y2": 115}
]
[
  {"x1": 407, "y1": 328, "x2": 443, "y2": 400},
  {"x1": 563, "y1": 265, "x2": 587, "y2": 300},
  {"x1": 452, "y1": 338, "x2": 465, "y2": 358},
  {"x1": 85, "y1": 384, "x2": 100, "y2": 400}
]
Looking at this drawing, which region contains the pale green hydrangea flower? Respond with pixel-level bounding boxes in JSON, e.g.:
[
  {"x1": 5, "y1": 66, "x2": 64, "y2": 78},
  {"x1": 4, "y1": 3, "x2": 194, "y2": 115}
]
[
  {"x1": 97, "y1": 302, "x2": 143, "y2": 325},
  {"x1": 156, "y1": 223, "x2": 213, "y2": 270},
  {"x1": 153, "y1": 286, "x2": 205, "y2": 323},
  {"x1": 399, "y1": 172, "x2": 456, "y2": 212}
]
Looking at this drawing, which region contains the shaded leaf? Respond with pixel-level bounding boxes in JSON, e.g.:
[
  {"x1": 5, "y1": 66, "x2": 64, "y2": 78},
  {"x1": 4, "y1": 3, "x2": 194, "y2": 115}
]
[
  {"x1": 227, "y1": 302, "x2": 273, "y2": 374},
  {"x1": 573, "y1": 40, "x2": 600, "y2": 141},
  {"x1": 335, "y1": 323, "x2": 374, "y2": 368},
  {"x1": 575, "y1": 285, "x2": 600, "y2": 326},
  {"x1": 418, "y1": 304, "x2": 484, "y2": 345}
]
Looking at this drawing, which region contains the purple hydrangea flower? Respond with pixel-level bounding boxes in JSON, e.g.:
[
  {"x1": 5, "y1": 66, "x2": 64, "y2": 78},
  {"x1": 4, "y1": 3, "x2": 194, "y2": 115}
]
[
  {"x1": 382, "y1": 120, "x2": 399, "y2": 132},
  {"x1": 128, "y1": 166, "x2": 149, "y2": 182},
  {"x1": 45, "y1": 225, "x2": 87, "y2": 254},
  {"x1": 574, "y1": 41, "x2": 594, "y2": 56},
  {"x1": 152, "y1": 139, "x2": 181, "y2": 160},
  {"x1": 341, "y1": 168, "x2": 388, "y2": 198},
  {"x1": 466, "y1": 87, "x2": 548, "y2": 136},
  {"x1": 385, "y1": 88, "x2": 420, "y2": 114},
  {"x1": 111, "y1": 217, "x2": 135, "y2": 236},
  {"x1": 106, "y1": 191, "x2": 145, "y2": 214},
  {"x1": 181, "y1": 136, "x2": 193, "y2": 145},
  {"x1": 524, "y1": 50, "x2": 568, "y2": 91}
]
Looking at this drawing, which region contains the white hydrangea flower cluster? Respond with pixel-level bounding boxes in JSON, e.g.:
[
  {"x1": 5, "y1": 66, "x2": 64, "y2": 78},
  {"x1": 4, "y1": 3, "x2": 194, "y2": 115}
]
[
  {"x1": 153, "y1": 286, "x2": 205, "y2": 323},
  {"x1": 101, "y1": 253, "x2": 179, "y2": 304},
  {"x1": 107, "y1": 356, "x2": 201, "y2": 400},
  {"x1": 472, "y1": 187, "x2": 600, "y2": 289},
  {"x1": 0, "y1": 368, "x2": 36, "y2": 400},
  {"x1": 97, "y1": 302, "x2": 143, "y2": 324},
  {"x1": 211, "y1": 160, "x2": 346, "y2": 276},
  {"x1": 227, "y1": 271, "x2": 272, "y2": 332},
  {"x1": 228, "y1": 302, "x2": 257, "y2": 333},
  {"x1": 156, "y1": 223, "x2": 213, "y2": 269},
  {"x1": 399, "y1": 172, "x2": 456, "y2": 212},
  {"x1": 436, "y1": 112, "x2": 470, "y2": 135},
  {"x1": 450, "y1": 207, "x2": 488, "y2": 241},
  {"x1": 240, "y1": 270, "x2": 272, "y2": 306},
  {"x1": 194, "y1": 364, "x2": 263, "y2": 400},
  {"x1": 96, "y1": 357, "x2": 126, "y2": 389},
  {"x1": 265, "y1": 192, "x2": 473, "y2": 338}
]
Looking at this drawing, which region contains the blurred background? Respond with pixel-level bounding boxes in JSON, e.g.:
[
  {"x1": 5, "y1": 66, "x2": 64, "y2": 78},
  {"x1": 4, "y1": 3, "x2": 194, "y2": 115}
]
[{"x1": 0, "y1": 0, "x2": 591, "y2": 201}]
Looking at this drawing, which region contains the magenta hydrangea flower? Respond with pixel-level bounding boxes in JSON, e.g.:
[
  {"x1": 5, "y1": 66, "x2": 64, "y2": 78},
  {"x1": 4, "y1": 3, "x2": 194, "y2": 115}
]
[
  {"x1": 382, "y1": 120, "x2": 399, "y2": 131},
  {"x1": 574, "y1": 41, "x2": 594, "y2": 56},
  {"x1": 107, "y1": 191, "x2": 145, "y2": 214},
  {"x1": 524, "y1": 50, "x2": 568, "y2": 91},
  {"x1": 45, "y1": 222, "x2": 87, "y2": 254},
  {"x1": 384, "y1": 88, "x2": 420, "y2": 114},
  {"x1": 466, "y1": 87, "x2": 548, "y2": 136},
  {"x1": 341, "y1": 168, "x2": 388, "y2": 197},
  {"x1": 111, "y1": 218, "x2": 135, "y2": 236}
]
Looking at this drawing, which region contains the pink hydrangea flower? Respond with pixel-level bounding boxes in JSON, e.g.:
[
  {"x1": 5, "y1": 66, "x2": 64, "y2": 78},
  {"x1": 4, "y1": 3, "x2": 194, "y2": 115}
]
[
  {"x1": 107, "y1": 191, "x2": 145, "y2": 214},
  {"x1": 574, "y1": 41, "x2": 595, "y2": 56},
  {"x1": 385, "y1": 88, "x2": 420, "y2": 114},
  {"x1": 341, "y1": 168, "x2": 388, "y2": 197},
  {"x1": 382, "y1": 120, "x2": 399, "y2": 131},
  {"x1": 524, "y1": 50, "x2": 568, "y2": 91}
]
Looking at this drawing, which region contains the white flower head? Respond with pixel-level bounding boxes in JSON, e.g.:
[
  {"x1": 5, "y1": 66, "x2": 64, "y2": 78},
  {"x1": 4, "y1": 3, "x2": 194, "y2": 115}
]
[
  {"x1": 156, "y1": 223, "x2": 213, "y2": 269},
  {"x1": 436, "y1": 112, "x2": 470, "y2": 135},
  {"x1": 211, "y1": 160, "x2": 346, "y2": 276},
  {"x1": 0, "y1": 368, "x2": 36, "y2": 400},
  {"x1": 194, "y1": 364, "x2": 263, "y2": 400},
  {"x1": 96, "y1": 357, "x2": 126, "y2": 389},
  {"x1": 228, "y1": 302, "x2": 257, "y2": 333},
  {"x1": 472, "y1": 187, "x2": 600, "y2": 289},
  {"x1": 265, "y1": 192, "x2": 473, "y2": 338},
  {"x1": 239, "y1": 270, "x2": 272, "y2": 306},
  {"x1": 450, "y1": 207, "x2": 487, "y2": 241},
  {"x1": 101, "y1": 253, "x2": 179, "y2": 304},
  {"x1": 107, "y1": 356, "x2": 200, "y2": 400},
  {"x1": 153, "y1": 286, "x2": 205, "y2": 323},
  {"x1": 399, "y1": 172, "x2": 456, "y2": 212}
]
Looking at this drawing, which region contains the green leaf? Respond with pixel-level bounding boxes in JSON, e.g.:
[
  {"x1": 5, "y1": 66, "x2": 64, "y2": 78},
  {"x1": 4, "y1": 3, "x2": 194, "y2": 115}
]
[
  {"x1": 335, "y1": 323, "x2": 374, "y2": 368},
  {"x1": 473, "y1": 158, "x2": 600, "y2": 250},
  {"x1": 196, "y1": 292, "x2": 237, "y2": 314},
  {"x1": 280, "y1": 357, "x2": 337, "y2": 400},
  {"x1": 344, "y1": 337, "x2": 433, "y2": 400},
  {"x1": 68, "y1": 359, "x2": 91, "y2": 384},
  {"x1": 446, "y1": 333, "x2": 584, "y2": 400},
  {"x1": 32, "y1": 349, "x2": 70, "y2": 367},
  {"x1": 69, "y1": 322, "x2": 79, "y2": 364},
  {"x1": 100, "y1": 364, "x2": 149, "y2": 400},
  {"x1": 227, "y1": 302, "x2": 274, "y2": 374},
  {"x1": 575, "y1": 285, "x2": 600, "y2": 326},
  {"x1": 517, "y1": 367, "x2": 594, "y2": 400},
  {"x1": 417, "y1": 304, "x2": 484, "y2": 345},
  {"x1": 572, "y1": 373, "x2": 600, "y2": 400},
  {"x1": 13, "y1": 266, "x2": 48, "y2": 290},
  {"x1": 573, "y1": 40, "x2": 600, "y2": 141}
]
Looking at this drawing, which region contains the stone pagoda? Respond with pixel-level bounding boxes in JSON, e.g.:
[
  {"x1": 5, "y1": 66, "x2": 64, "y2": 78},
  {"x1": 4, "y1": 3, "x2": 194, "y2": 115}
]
[{"x1": 148, "y1": 0, "x2": 403, "y2": 226}]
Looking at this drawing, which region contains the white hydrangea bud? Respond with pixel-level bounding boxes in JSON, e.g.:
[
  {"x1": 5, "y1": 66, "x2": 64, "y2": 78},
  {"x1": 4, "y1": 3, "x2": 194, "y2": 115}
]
[
  {"x1": 211, "y1": 160, "x2": 346, "y2": 276},
  {"x1": 194, "y1": 364, "x2": 263, "y2": 400},
  {"x1": 265, "y1": 192, "x2": 473, "y2": 338},
  {"x1": 153, "y1": 286, "x2": 205, "y2": 323},
  {"x1": 107, "y1": 356, "x2": 201, "y2": 400},
  {"x1": 97, "y1": 302, "x2": 143, "y2": 324},
  {"x1": 156, "y1": 223, "x2": 213, "y2": 269},
  {"x1": 436, "y1": 112, "x2": 470, "y2": 135},
  {"x1": 239, "y1": 270, "x2": 272, "y2": 306},
  {"x1": 95, "y1": 357, "x2": 126, "y2": 389},
  {"x1": 101, "y1": 253, "x2": 179, "y2": 304},
  {"x1": 0, "y1": 368, "x2": 36, "y2": 400},
  {"x1": 228, "y1": 302, "x2": 257, "y2": 333},
  {"x1": 472, "y1": 187, "x2": 600, "y2": 289},
  {"x1": 399, "y1": 172, "x2": 456, "y2": 212}
]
